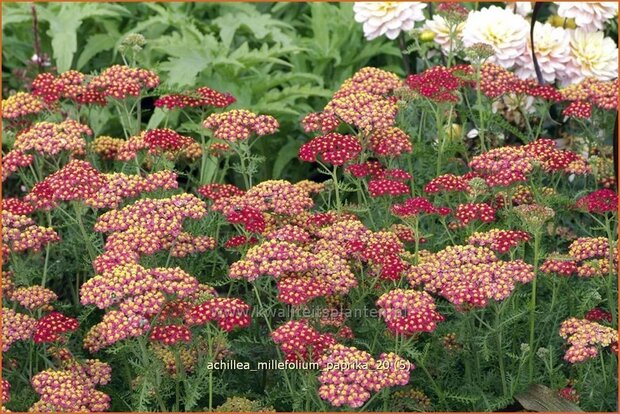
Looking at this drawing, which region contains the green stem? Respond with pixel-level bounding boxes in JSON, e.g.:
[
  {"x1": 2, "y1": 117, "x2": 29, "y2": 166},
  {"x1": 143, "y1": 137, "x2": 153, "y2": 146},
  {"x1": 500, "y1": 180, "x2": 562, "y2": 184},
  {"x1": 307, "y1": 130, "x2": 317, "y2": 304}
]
[
  {"x1": 528, "y1": 230, "x2": 541, "y2": 382},
  {"x1": 495, "y1": 303, "x2": 508, "y2": 397}
]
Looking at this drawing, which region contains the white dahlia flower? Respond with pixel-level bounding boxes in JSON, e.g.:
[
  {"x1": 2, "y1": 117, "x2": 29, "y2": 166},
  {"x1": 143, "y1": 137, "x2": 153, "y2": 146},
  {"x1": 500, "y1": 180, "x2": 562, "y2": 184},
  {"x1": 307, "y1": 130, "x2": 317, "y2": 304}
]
[
  {"x1": 461, "y1": 5, "x2": 529, "y2": 69},
  {"x1": 515, "y1": 22, "x2": 571, "y2": 83},
  {"x1": 557, "y1": 2, "x2": 618, "y2": 32},
  {"x1": 505, "y1": 2, "x2": 533, "y2": 17},
  {"x1": 559, "y1": 29, "x2": 618, "y2": 85},
  {"x1": 424, "y1": 15, "x2": 465, "y2": 54},
  {"x1": 353, "y1": 2, "x2": 427, "y2": 41}
]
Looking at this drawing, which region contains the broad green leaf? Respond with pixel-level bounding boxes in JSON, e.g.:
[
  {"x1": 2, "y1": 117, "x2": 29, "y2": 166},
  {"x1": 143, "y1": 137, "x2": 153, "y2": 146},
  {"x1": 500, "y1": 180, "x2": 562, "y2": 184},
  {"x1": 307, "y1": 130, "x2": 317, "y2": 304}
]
[
  {"x1": 2, "y1": 3, "x2": 32, "y2": 27},
  {"x1": 272, "y1": 140, "x2": 302, "y2": 178},
  {"x1": 146, "y1": 108, "x2": 167, "y2": 130},
  {"x1": 76, "y1": 34, "x2": 117, "y2": 70},
  {"x1": 38, "y1": 3, "x2": 128, "y2": 72}
]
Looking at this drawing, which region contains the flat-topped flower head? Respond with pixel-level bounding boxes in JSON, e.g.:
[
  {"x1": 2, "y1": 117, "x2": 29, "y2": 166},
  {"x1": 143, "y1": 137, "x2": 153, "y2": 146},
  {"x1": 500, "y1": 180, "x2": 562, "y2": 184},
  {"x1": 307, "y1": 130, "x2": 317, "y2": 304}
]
[
  {"x1": 559, "y1": 317, "x2": 616, "y2": 363},
  {"x1": 299, "y1": 132, "x2": 362, "y2": 165},
  {"x1": 575, "y1": 189, "x2": 618, "y2": 214},
  {"x1": 2, "y1": 307, "x2": 36, "y2": 351},
  {"x1": 541, "y1": 255, "x2": 578, "y2": 276},
  {"x1": 33, "y1": 312, "x2": 79, "y2": 343},
  {"x1": 2, "y1": 210, "x2": 60, "y2": 253},
  {"x1": 391, "y1": 197, "x2": 444, "y2": 217},
  {"x1": 11, "y1": 286, "x2": 57, "y2": 311},
  {"x1": 468, "y1": 229, "x2": 530, "y2": 254},
  {"x1": 149, "y1": 325, "x2": 192, "y2": 345},
  {"x1": 272, "y1": 320, "x2": 336, "y2": 361},
  {"x1": 2, "y1": 150, "x2": 34, "y2": 182},
  {"x1": 368, "y1": 127, "x2": 412, "y2": 157},
  {"x1": 336, "y1": 67, "x2": 403, "y2": 97},
  {"x1": 368, "y1": 178, "x2": 409, "y2": 197},
  {"x1": 197, "y1": 183, "x2": 245, "y2": 201},
  {"x1": 325, "y1": 91, "x2": 398, "y2": 133},
  {"x1": 26, "y1": 160, "x2": 106, "y2": 210},
  {"x1": 2, "y1": 92, "x2": 45, "y2": 120},
  {"x1": 455, "y1": 203, "x2": 496, "y2": 226},
  {"x1": 318, "y1": 344, "x2": 412, "y2": 408},
  {"x1": 301, "y1": 112, "x2": 340, "y2": 134},
  {"x1": 424, "y1": 174, "x2": 470, "y2": 194},
  {"x1": 13, "y1": 120, "x2": 91, "y2": 156},
  {"x1": 203, "y1": 109, "x2": 278, "y2": 142},
  {"x1": 30, "y1": 359, "x2": 111, "y2": 412},
  {"x1": 155, "y1": 86, "x2": 235, "y2": 109},
  {"x1": 185, "y1": 297, "x2": 251, "y2": 332},
  {"x1": 89, "y1": 65, "x2": 159, "y2": 99},
  {"x1": 407, "y1": 245, "x2": 534, "y2": 308},
  {"x1": 377, "y1": 289, "x2": 444, "y2": 336},
  {"x1": 407, "y1": 66, "x2": 465, "y2": 102}
]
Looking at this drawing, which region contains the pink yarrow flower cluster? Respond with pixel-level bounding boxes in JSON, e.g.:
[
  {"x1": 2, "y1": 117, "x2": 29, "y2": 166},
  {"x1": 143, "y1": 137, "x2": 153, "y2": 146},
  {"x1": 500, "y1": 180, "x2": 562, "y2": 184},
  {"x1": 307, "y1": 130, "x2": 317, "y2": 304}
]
[{"x1": 318, "y1": 344, "x2": 412, "y2": 408}]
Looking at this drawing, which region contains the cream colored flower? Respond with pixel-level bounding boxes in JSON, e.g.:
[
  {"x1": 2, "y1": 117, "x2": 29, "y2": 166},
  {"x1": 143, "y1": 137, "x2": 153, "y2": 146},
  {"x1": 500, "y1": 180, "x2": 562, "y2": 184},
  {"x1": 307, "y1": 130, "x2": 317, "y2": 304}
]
[
  {"x1": 557, "y1": 2, "x2": 618, "y2": 32},
  {"x1": 505, "y1": 2, "x2": 533, "y2": 16},
  {"x1": 461, "y1": 5, "x2": 529, "y2": 69},
  {"x1": 560, "y1": 29, "x2": 618, "y2": 85},
  {"x1": 353, "y1": 2, "x2": 427, "y2": 41},
  {"x1": 515, "y1": 22, "x2": 571, "y2": 83},
  {"x1": 424, "y1": 15, "x2": 465, "y2": 54}
]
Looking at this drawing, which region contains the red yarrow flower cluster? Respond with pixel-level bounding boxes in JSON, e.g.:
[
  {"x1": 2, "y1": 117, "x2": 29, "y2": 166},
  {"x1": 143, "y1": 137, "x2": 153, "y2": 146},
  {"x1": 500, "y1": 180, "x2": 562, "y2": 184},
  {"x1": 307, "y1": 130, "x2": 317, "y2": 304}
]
[
  {"x1": 455, "y1": 203, "x2": 496, "y2": 225},
  {"x1": 336, "y1": 67, "x2": 402, "y2": 97},
  {"x1": 31, "y1": 70, "x2": 107, "y2": 105},
  {"x1": 185, "y1": 297, "x2": 251, "y2": 332},
  {"x1": 575, "y1": 188, "x2": 618, "y2": 214},
  {"x1": 407, "y1": 66, "x2": 464, "y2": 103},
  {"x1": 33, "y1": 312, "x2": 79, "y2": 343},
  {"x1": 424, "y1": 174, "x2": 470, "y2": 194},
  {"x1": 197, "y1": 183, "x2": 245, "y2": 201},
  {"x1": 560, "y1": 78, "x2": 618, "y2": 111},
  {"x1": 2, "y1": 150, "x2": 34, "y2": 181},
  {"x1": 271, "y1": 320, "x2": 336, "y2": 361},
  {"x1": 391, "y1": 196, "x2": 448, "y2": 217},
  {"x1": 299, "y1": 132, "x2": 362, "y2": 165},
  {"x1": 149, "y1": 325, "x2": 192, "y2": 345},
  {"x1": 301, "y1": 112, "x2": 340, "y2": 134},
  {"x1": 376, "y1": 289, "x2": 444, "y2": 336},
  {"x1": 468, "y1": 229, "x2": 530, "y2": 254},
  {"x1": 585, "y1": 307, "x2": 613, "y2": 323},
  {"x1": 26, "y1": 160, "x2": 106, "y2": 210},
  {"x1": 540, "y1": 255, "x2": 579, "y2": 276},
  {"x1": 212, "y1": 180, "x2": 314, "y2": 217},
  {"x1": 155, "y1": 86, "x2": 235, "y2": 109},
  {"x1": 11, "y1": 285, "x2": 57, "y2": 311},
  {"x1": 368, "y1": 178, "x2": 410, "y2": 197},
  {"x1": 85, "y1": 170, "x2": 179, "y2": 210}
]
